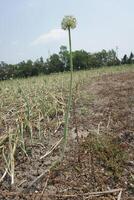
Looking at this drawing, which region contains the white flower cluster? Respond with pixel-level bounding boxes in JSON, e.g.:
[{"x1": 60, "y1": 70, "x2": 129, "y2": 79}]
[{"x1": 61, "y1": 16, "x2": 77, "y2": 30}]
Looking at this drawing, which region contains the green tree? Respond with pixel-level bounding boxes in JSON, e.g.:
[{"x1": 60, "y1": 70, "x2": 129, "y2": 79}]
[
  {"x1": 59, "y1": 45, "x2": 69, "y2": 71},
  {"x1": 107, "y1": 49, "x2": 117, "y2": 66},
  {"x1": 121, "y1": 54, "x2": 128, "y2": 65},
  {"x1": 128, "y1": 52, "x2": 134, "y2": 64},
  {"x1": 73, "y1": 50, "x2": 89, "y2": 70},
  {"x1": 87, "y1": 53, "x2": 99, "y2": 68},
  {"x1": 94, "y1": 50, "x2": 107, "y2": 67},
  {"x1": 34, "y1": 57, "x2": 45, "y2": 74},
  {"x1": 47, "y1": 54, "x2": 64, "y2": 73}
]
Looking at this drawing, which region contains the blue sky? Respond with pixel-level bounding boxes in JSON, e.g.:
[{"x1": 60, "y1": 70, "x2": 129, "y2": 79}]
[{"x1": 0, "y1": 0, "x2": 134, "y2": 64}]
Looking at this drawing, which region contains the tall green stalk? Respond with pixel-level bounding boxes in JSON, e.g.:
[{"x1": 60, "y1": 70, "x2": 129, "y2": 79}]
[
  {"x1": 62, "y1": 27, "x2": 73, "y2": 154},
  {"x1": 61, "y1": 16, "x2": 77, "y2": 156}
]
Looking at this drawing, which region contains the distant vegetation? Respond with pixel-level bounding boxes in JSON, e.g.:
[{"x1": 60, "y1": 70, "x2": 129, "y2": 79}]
[{"x1": 0, "y1": 46, "x2": 134, "y2": 80}]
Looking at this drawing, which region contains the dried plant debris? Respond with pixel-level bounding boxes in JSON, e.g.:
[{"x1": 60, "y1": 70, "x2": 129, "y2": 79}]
[{"x1": 0, "y1": 68, "x2": 134, "y2": 199}]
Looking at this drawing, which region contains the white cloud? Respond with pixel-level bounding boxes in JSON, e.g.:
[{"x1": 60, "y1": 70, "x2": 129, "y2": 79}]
[{"x1": 31, "y1": 28, "x2": 67, "y2": 46}]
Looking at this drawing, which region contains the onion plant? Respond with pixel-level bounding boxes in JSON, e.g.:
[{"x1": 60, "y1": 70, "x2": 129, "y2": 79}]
[{"x1": 61, "y1": 16, "x2": 77, "y2": 155}]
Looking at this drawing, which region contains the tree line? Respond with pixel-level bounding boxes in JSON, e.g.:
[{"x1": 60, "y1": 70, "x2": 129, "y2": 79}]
[{"x1": 0, "y1": 46, "x2": 134, "y2": 80}]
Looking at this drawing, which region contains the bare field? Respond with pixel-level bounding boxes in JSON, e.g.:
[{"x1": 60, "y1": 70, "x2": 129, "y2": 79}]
[{"x1": 0, "y1": 65, "x2": 134, "y2": 199}]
